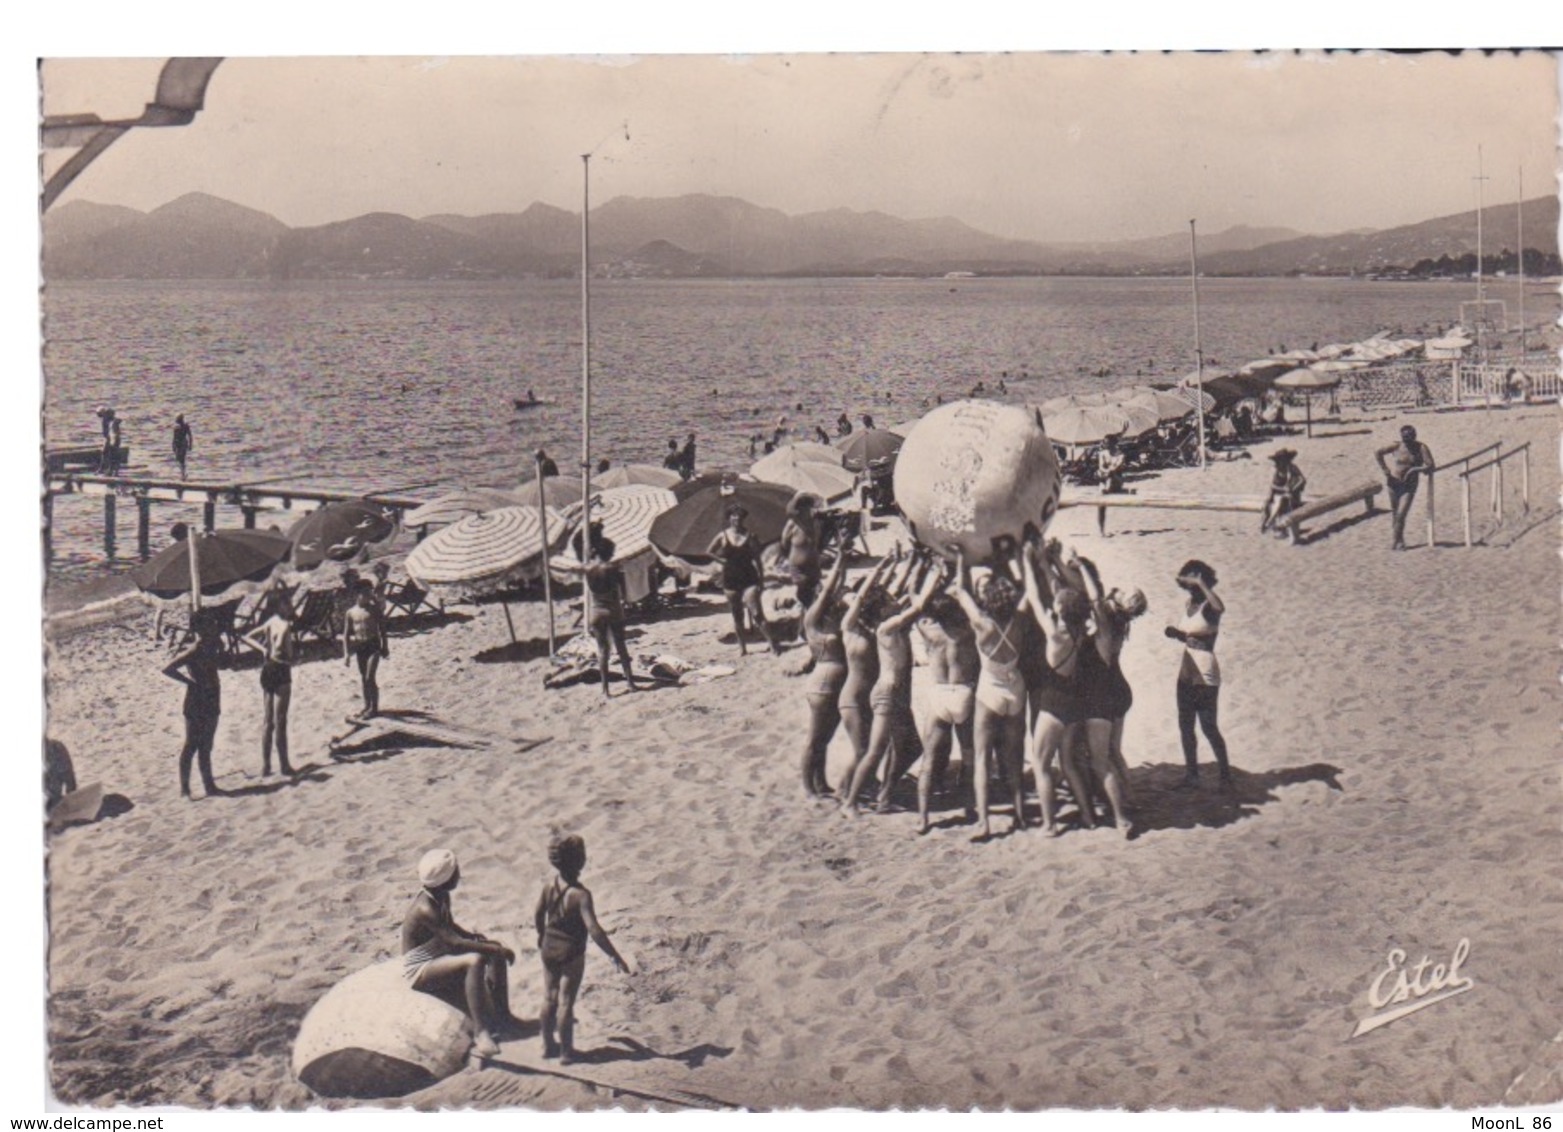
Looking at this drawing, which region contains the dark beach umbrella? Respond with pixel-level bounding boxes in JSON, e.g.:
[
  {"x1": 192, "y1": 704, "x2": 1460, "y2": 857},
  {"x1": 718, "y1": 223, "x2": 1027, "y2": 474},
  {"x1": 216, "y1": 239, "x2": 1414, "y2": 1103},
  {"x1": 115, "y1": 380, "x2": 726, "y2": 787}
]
[
  {"x1": 1201, "y1": 373, "x2": 1273, "y2": 406},
  {"x1": 838, "y1": 428, "x2": 904, "y2": 472},
  {"x1": 287, "y1": 500, "x2": 397, "y2": 570},
  {"x1": 670, "y1": 470, "x2": 756, "y2": 502},
  {"x1": 131, "y1": 528, "x2": 292, "y2": 600},
  {"x1": 648, "y1": 480, "x2": 795, "y2": 561}
]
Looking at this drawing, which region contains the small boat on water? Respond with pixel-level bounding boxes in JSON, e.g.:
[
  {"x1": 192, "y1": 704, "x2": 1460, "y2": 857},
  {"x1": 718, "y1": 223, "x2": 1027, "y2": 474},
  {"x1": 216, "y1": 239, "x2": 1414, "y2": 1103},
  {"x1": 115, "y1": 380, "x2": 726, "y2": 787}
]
[
  {"x1": 513, "y1": 397, "x2": 550, "y2": 411},
  {"x1": 46, "y1": 445, "x2": 130, "y2": 474}
]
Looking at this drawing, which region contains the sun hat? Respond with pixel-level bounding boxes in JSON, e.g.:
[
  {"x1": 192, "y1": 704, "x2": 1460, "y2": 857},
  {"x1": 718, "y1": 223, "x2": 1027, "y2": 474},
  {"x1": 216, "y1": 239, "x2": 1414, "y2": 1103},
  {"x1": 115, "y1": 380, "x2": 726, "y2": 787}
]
[
  {"x1": 418, "y1": 848, "x2": 458, "y2": 889},
  {"x1": 1268, "y1": 448, "x2": 1297, "y2": 463}
]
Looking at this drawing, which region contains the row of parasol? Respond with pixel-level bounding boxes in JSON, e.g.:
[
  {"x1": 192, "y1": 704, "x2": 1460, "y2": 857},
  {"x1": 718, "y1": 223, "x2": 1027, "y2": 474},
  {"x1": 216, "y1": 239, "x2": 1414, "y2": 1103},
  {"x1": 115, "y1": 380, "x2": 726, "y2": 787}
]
[{"x1": 129, "y1": 500, "x2": 401, "y2": 605}]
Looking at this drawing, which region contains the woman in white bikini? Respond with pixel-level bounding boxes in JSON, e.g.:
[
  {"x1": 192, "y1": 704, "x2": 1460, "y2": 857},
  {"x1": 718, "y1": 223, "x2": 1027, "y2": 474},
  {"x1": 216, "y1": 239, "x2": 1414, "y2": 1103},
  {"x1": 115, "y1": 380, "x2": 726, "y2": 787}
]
[
  {"x1": 913, "y1": 579, "x2": 979, "y2": 835},
  {"x1": 1166, "y1": 559, "x2": 1230, "y2": 788},
  {"x1": 950, "y1": 544, "x2": 1030, "y2": 842}
]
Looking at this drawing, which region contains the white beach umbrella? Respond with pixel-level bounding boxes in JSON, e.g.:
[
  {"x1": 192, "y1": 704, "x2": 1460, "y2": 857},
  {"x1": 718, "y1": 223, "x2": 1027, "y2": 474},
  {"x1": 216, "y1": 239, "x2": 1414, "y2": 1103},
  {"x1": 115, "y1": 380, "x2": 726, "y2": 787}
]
[
  {"x1": 590, "y1": 464, "x2": 682, "y2": 490},
  {"x1": 749, "y1": 447, "x2": 858, "y2": 502},
  {"x1": 403, "y1": 488, "x2": 527, "y2": 529},
  {"x1": 557, "y1": 484, "x2": 679, "y2": 566},
  {"x1": 405, "y1": 506, "x2": 569, "y2": 589}
]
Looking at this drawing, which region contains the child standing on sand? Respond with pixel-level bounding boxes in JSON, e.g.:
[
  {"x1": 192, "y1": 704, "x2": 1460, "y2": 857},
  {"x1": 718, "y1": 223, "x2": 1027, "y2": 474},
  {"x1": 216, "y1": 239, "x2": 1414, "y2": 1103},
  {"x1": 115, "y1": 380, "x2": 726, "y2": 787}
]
[{"x1": 534, "y1": 834, "x2": 630, "y2": 1065}]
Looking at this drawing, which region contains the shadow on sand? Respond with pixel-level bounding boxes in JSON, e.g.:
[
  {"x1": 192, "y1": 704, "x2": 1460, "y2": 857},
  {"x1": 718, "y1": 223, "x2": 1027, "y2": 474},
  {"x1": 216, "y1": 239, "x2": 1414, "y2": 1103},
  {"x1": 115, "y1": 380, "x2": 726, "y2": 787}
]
[{"x1": 1124, "y1": 760, "x2": 1343, "y2": 838}]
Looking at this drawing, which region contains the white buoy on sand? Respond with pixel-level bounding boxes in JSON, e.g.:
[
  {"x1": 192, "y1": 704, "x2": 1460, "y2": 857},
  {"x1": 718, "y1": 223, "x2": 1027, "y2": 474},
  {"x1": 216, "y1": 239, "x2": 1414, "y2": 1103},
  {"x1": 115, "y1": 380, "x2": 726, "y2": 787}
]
[
  {"x1": 292, "y1": 960, "x2": 473, "y2": 1099},
  {"x1": 894, "y1": 400, "x2": 1063, "y2": 563}
]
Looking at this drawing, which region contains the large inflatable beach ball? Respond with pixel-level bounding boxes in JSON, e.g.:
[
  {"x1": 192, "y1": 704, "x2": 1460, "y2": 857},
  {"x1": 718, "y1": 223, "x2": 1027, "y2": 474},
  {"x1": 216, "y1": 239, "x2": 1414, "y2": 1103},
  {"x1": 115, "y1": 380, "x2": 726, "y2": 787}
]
[{"x1": 894, "y1": 399, "x2": 1062, "y2": 564}]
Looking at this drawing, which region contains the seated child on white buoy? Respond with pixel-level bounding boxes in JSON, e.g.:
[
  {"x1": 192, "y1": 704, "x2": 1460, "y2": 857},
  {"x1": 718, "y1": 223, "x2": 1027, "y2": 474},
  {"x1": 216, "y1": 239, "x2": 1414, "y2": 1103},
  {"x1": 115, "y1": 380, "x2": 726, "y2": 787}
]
[{"x1": 401, "y1": 849, "x2": 517, "y2": 1061}]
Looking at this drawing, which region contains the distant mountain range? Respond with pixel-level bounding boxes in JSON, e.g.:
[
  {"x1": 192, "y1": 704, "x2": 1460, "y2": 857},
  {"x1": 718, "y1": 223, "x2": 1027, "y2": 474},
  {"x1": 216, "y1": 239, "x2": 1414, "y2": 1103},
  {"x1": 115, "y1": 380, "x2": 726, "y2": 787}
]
[{"x1": 40, "y1": 191, "x2": 1560, "y2": 281}]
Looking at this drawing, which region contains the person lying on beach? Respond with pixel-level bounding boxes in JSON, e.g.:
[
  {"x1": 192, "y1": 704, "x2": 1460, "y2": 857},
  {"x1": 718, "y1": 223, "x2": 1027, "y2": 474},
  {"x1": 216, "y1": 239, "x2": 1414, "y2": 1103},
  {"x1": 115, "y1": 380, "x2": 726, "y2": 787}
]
[
  {"x1": 840, "y1": 550, "x2": 934, "y2": 817},
  {"x1": 163, "y1": 607, "x2": 226, "y2": 799},
  {"x1": 1072, "y1": 555, "x2": 1144, "y2": 836},
  {"x1": 342, "y1": 582, "x2": 387, "y2": 720},
  {"x1": 535, "y1": 834, "x2": 629, "y2": 1065},
  {"x1": 402, "y1": 849, "x2": 517, "y2": 1062},
  {"x1": 913, "y1": 582, "x2": 979, "y2": 835},
  {"x1": 243, "y1": 592, "x2": 298, "y2": 778},
  {"x1": 1259, "y1": 449, "x2": 1306, "y2": 535},
  {"x1": 794, "y1": 546, "x2": 850, "y2": 798},
  {"x1": 1020, "y1": 538, "x2": 1094, "y2": 836},
  {"x1": 707, "y1": 505, "x2": 779, "y2": 657},
  {"x1": 949, "y1": 545, "x2": 1030, "y2": 842}
]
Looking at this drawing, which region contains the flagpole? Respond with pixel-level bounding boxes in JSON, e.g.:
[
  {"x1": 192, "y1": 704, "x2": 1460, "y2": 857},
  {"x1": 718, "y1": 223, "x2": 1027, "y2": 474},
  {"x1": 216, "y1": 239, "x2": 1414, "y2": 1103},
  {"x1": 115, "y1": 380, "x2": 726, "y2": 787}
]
[
  {"x1": 1517, "y1": 163, "x2": 1526, "y2": 357},
  {"x1": 536, "y1": 452, "x2": 557, "y2": 658},
  {"x1": 187, "y1": 527, "x2": 202, "y2": 613},
  {"x1": 580, "y1": 152, "x2": 593, "y2": 631},
  {"x1": 1189, "y1": 219, "x2": 1208, "y2": 470}
]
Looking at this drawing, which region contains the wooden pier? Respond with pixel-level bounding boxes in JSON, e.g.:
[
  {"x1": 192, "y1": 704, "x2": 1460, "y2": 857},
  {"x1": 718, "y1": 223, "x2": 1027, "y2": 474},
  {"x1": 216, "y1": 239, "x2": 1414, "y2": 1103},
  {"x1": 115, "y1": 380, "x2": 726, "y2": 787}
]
[{"x1": 44, "y1": 470, "x2": 439, "y2": 562}]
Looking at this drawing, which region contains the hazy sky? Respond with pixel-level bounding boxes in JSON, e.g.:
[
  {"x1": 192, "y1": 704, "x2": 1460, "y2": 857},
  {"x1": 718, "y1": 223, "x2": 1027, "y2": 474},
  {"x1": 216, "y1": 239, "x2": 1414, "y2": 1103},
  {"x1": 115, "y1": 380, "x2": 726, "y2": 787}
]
[{"x1": 40, "y1": 52, "x2": 1558, "y2": 243}]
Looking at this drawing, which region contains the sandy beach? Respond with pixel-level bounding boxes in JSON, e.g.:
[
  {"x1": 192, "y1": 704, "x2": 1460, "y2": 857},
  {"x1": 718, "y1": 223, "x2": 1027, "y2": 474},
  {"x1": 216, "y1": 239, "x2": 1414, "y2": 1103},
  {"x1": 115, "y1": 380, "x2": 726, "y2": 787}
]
[{"x1": 41, "y1": 401, "x2": 1560, "y2": 1110}]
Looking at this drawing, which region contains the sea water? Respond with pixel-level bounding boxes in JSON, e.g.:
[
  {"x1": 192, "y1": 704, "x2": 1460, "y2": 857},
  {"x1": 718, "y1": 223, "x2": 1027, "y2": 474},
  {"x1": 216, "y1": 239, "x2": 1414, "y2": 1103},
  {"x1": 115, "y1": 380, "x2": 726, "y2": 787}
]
[{"x1": 40, "y1": 275, "x2": 1542, "y2": 582}]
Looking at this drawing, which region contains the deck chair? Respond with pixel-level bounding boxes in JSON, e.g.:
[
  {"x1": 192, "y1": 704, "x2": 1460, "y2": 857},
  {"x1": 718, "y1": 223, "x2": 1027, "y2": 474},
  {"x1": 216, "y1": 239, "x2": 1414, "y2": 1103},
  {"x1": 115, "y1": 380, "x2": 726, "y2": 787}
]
[
  {"x1": 292, "y1": 588, "x2": 341, "y2": 644},
  {"x1": 378, "y1": 578, "x2": 443, "y2": 622}
]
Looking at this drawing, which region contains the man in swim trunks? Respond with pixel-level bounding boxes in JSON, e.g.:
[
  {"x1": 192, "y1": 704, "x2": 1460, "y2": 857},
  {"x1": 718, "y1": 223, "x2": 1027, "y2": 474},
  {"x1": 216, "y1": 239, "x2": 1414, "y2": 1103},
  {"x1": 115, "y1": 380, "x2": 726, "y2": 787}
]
[
  {"x1": 172, "y1": 413, "x2": 193, "y2": 479},
  {"x1": 342, "y1": 582, "x2": 387, "y2": 719},
  {"x1": 244, "y1": 590, "x2": 298, "y2": 777},
  {"x1": 913, "y1": 584, "x2": 978, "y2": 835},
  {"x1": 402, "y1": 849, "x2": 517, "y2": 1061},
  {"x1": 1375, "y1": 425, "x2": 1434, "y2": 550}
]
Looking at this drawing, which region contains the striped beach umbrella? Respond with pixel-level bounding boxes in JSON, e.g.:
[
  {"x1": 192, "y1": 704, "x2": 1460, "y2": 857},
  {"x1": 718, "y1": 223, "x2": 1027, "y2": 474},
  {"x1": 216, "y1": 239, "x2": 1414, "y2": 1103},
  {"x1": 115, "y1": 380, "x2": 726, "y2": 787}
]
[
  {"x1": 405, "y1": 506, "x2": 569, "y2": 588},
  {"x1": 559, "y1": 484, "x2": 678, "y2": 565},
  {"x1": 403, "y1": 488, "x2": 527, "y2": 529}
]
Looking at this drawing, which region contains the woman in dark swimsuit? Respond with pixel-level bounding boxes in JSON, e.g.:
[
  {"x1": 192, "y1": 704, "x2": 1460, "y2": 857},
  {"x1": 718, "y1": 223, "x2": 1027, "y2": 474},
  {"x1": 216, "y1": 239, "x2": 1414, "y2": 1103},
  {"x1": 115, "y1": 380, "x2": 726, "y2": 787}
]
[
  {"x1": 1074, "y1": 556, "x2": 1145, "y2": 836},
  {"x1": 706, "y1": 505, "x2": 778, "y2": 657},
  {"x1": 795, "y1": 548, "x2": 850, "y2": 798},
  {"x1": 1020, "y1": 539, "x2": 1094, "y2": 836},
  {"x1": 534, "y1": 834, "x2": 629, "y2": 1065},
  {"x1": 163, "y1": 607, "x2": 225, "y2": 799}
]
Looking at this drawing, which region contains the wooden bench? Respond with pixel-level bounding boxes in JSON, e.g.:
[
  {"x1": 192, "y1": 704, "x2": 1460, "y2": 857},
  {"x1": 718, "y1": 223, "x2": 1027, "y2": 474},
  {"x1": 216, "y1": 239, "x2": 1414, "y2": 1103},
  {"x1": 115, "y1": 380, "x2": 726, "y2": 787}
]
[{"x1": 1274, "y1": 481, "x2": 1382, "y2": 544}]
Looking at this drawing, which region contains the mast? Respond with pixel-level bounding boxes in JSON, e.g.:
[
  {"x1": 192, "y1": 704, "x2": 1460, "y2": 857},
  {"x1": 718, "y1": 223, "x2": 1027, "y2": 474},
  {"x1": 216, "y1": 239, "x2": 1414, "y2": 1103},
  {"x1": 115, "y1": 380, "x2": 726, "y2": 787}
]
[
  {"x1": 580, "y1": 153, "x2": 593, "y2": 628},
  {"x1": 1189, "y1": 219, "x2": 1207, "y2": 470}
]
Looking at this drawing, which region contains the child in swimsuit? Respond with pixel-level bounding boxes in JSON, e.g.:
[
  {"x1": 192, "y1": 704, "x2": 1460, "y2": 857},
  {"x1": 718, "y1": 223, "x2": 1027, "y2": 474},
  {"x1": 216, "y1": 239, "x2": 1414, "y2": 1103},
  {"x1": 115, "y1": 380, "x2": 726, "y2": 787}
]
[
  {"x1": 534, "y1": 834, "x2": 629, "y2": 1065},
  {"x1": 162, "y1": 607, "x2": 225, "y2": 799}
]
